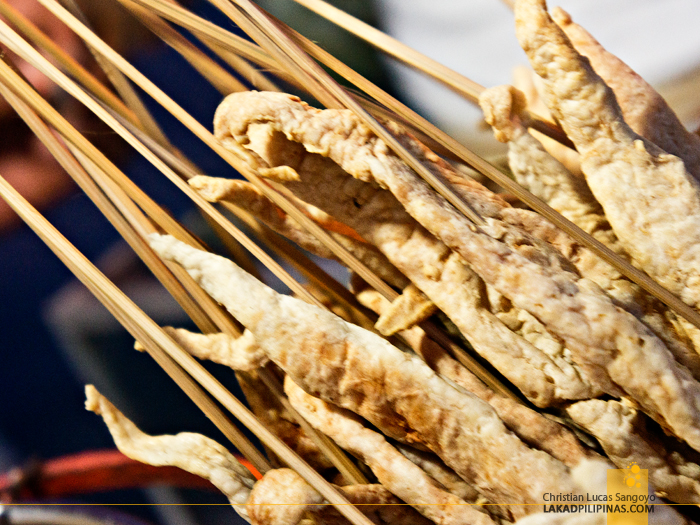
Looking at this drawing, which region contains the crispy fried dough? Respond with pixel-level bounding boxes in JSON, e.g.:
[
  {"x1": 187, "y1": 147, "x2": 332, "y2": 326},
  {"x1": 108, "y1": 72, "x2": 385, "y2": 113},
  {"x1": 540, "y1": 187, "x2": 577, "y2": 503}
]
[
  {"x1": 213, "y1": 92, "x2": 600, "y2": 406},
  {"x1": 163, "y1": 327, "x2": 267, "y2": 371},
  {"x1": 480, "y1": 85, "x2": 700, "y2": 378},
  {"x1": 213, "y1": 90, "x2": 700, "y2": 452},
  {"x1": 515, "y1": 0, "x2": 700, "y2": 311},
  {"x1": 249, "y1": 469, "x2": 431, "y2": 525},
  {"x1": 374, "y1": 284, "x2": 436, "y2": 336},
  {"x1": 357, "y1": 287, "x2": 592, "y2": 468},
  {"x1": 151, "y1": 234, "x2": 576, "y2": 518},
  {"x1": 189, "y1": 176, "x2": 409, "y2": 290},
  {"x1": 568, "y1": 399, "x2": 700, "y2": 504},
  {"x1": 284, "y1": 376, "x2": 496, "y2": 525},
  {"x1": 480, "y1": 85, "x2": 614, "y2": 245},
  {"x1": 85, "y1": 385, "x2": 254, "y2": 520},
  {"x1": 552, "y1": 7, "x2": 700, "y2": 182}
]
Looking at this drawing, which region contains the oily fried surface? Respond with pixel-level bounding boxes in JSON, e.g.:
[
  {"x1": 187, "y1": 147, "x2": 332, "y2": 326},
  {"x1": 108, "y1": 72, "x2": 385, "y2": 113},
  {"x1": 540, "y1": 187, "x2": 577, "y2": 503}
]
[
  {"x1": 552, "y1": 7, "x2": 700, "y2": 182},
  {"x1": 568, "y1": 399, "x2": 700, "y2": 504},
  {"x1": 285, "y1": 376, "x2": 496, "y2": 525},
  {"x1": 151, "y1": 234, "x2": 576, "y2": 519},
  {"x1": 515, "y1": 0, "x2": 700, "y2": 311}
]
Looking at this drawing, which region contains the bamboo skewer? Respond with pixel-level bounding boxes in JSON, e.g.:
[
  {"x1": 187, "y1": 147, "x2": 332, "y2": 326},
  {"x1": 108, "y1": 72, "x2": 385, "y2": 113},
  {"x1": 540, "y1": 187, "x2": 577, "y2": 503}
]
[
  {"x1": 28, "y1": 0, "x2": 400, "y2": 303},
  {"x1": 212, "y1": 0, "x2": 488, "y2": 227},
  {"x1": 117, "y1": 0, "x2": 247, "y2": 95},
  {"x1": 289, "y1": 0, "x2": 571, "y2": 147},
  {"x1": 0, "y1": 22, "x2": 381, "y2": 478},
  {"x1": 272, "y1": 15, "x2": 700, "y2": 332},
  {"x1": 59, "y1": 0, "x2": 171, "y2": 148},
  {"x1": 0, "y1": 81, "x2": 216, "y2": 335},
  {"x1": 0, "y1": 175, "x2": 376, "y2": 525},
  {"x1": 0, "y1": 26, "x2": 325, "y2": 309}
]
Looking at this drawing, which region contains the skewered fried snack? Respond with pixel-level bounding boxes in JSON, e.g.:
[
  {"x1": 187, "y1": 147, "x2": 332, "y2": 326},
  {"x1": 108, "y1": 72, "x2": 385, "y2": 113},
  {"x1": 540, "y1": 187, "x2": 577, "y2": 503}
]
[
  {"x1": 551, "y1": 8, "x2": 700, "y2": 183},
  {"x1": 355, "y1": 287, "x2": 592, "y2": 467},
  {"x1": 479, "y1": 85, "x2": 614, "y2": 246},
  {"x1": 85, "y1": 385, "x2": 254, "y2": 520},
  {"x1": 213, "y1": 90, "x2": 700, "y2": 453},
  {"x1": 373, "y1": 284, "x2": 436, "y2": 336},
  {"x1": 249, "y1": 469, "x2": 432, "y2": 525},
  {"x1": 515, "y1": 0, "x2": 700, "y2": 311},
  {"x1": 163, "y1": 327, "x2": 267, "y2": 371},
  {"x1": 284, "y1": 376, "x2": 496, "y2": 525},
  {"x1": 567, "y1": 399, "x2": 700, "y2": 504},
  {"x1": 213, "y1": 92, "x2": 600, "y2": 407},
  {"x1": 511, "y1": 65, "x2": 584, "y2": 180},
  {"x1": 86, "y1": 385, "x2": 424, "y2": 525},
  {"x1": 150, "y1": 233, "x2": 577, "y2": 519},
  {"x1": 189, "y1": 175, "x2": 410, "y2": 290},
  {"x1": 479, "y1": 84, "x2": 700, "y2": 379}
]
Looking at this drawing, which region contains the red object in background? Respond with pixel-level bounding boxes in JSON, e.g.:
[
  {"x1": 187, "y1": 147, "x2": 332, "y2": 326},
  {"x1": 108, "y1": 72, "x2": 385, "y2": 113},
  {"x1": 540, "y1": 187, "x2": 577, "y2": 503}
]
[{"x1": 0, "y1": 449, "x2": 262, "y2": 503}]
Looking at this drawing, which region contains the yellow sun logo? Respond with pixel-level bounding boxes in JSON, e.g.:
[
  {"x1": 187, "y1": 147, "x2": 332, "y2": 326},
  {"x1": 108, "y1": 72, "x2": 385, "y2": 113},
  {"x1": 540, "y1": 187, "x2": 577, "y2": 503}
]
[{"x1": 623, "y1": 462, "x2": 642, "y2": 488}]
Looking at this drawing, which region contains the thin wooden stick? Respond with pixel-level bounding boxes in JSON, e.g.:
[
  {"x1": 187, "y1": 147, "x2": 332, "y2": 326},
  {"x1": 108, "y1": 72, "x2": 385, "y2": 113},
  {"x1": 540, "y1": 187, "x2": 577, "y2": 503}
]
[
  {"x1": 26, "y1": 0, "x2": 399, "y2": 303},
  {"x1": 275, "y1": 17, "x2": 700, "y2": 332},
  {"x1": 122, "y1": 0, "x2": 279, "y2": 72},
  {"x1": 117, "y1": 0, "x2": 247, "y2": 94},
  {"x1": 289, "y1": 0, "x2": 571, "y2": 147},
  {"x1": 0, "y1": 31, "x2": 324, "y2": 309},
  {"x1": 0, "y1": 0, "x2": 139, "y2": 127},
  {"x1": 125, "y1": 0, "x2": 299, "y2": 91},
  {"x1": 0, "y1": 79, "x2": 218, "y2": 335},
  {"x1": 0, "y1": 177, "x2": 376, "y2": 525},
  {"x1": 0, "y1": 171, "x2": 270, "y2": 475},
  {"x1": 59, "y1": 0, "x2": 171, "y2": 148}
]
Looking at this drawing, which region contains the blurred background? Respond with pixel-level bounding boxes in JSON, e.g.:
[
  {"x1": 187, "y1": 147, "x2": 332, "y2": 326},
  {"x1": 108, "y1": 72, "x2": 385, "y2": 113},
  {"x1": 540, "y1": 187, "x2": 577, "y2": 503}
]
[{"x1": 0, "y1": 0, "x2": 699, "y2": 523}]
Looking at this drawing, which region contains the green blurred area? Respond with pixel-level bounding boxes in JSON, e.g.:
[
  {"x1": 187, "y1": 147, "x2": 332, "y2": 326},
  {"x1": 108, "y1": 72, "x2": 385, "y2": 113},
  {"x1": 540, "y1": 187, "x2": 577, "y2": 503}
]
[{"x1": 256, "y1": 0, "x2": 395, "y2": 95}]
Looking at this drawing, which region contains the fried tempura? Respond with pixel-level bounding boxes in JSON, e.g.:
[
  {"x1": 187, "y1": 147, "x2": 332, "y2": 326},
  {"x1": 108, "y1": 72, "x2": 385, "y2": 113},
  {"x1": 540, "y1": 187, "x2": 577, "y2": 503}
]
[
  {"x1": 551, "y1": 7, "x2": 700, "y2": 182},
  {"x1": 85, "y1": 385, "x2": 254, "y2": 519},
  {"x1": 285, "y1": 376, "x2": 496, "y2": 525},
  {"x1": 515, "y1": 0, "x2": 700, "y2": 311},
  {"x1": 151, "y1": 234, "x2": 576, "y2": 518},
  {"x1": 568, "y1": 399, "x2": 700, "y2": 504}
]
